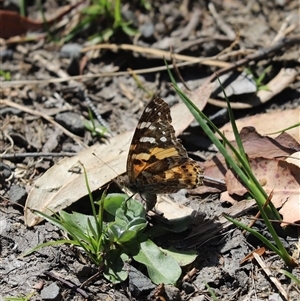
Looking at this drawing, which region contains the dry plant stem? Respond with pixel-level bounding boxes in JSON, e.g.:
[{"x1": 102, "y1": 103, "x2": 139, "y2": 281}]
[
  {"x1": 82, "y1": 43, "x2": 229, "y2": 67},
  {"x1": 33, "y1": 55, "x2": 111, "y2": 133},
  {"x1": 0, "y1": 99, "x2": 87, "y2": 148},
  {"x1": 208, "y1": 2, "x2": 236, "y2": 40},
  {"x1": 273, "y1": 14, "x2": 297, "y2": 43},
  {"x1": 176, "y1": 35, "x2": 232, "y2": 53},
  {"x1": 207, "y1": 36, "x2": 300, "y2": 83},
  {"x1": 0, "y1": 152, "x2": 76, "y2": 159},
  {"x1": 253, "y1": 253, "x2": 288, "y2": 300},
  {"x1": 2, "y1": 36, "x2": 298, "y2": 90},
  {"x1": 34, "y1": 53, "x2": 79, "y2": 86},
  {"x1": 242, "y1": 191, "x2": 274, "y2": 235},
  {"x1": 171, "y1": 51, "x2": 190, "y2": 91},
  {"x1": 180, "y1": 8, "x2": 202, "y2": 39},
  {"x1": 1, "y1": 60, "x2": 227, "y2": 88},
  {"x1": 44, "y1": 271, "x2": 89, "y2": 299}
]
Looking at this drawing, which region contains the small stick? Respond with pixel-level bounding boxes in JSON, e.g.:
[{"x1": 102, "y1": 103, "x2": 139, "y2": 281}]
[
  {"x1": 253, "y1": 252, "x2": 288, "y2": 300},
  {"x1": 44, "y1": 271, "x2": 89, "y2": 299},
  {"x1": 1, "y1": 99, "x2": 87, "y2": 148},
  {"x1": 0, "y1": 152, "x2": 76, "y2": 159}
]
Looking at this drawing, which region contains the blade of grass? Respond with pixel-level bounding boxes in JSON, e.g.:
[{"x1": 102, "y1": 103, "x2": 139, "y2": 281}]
[{"x1": 166, "y1": 62, "x2": 295, "y2": 266}]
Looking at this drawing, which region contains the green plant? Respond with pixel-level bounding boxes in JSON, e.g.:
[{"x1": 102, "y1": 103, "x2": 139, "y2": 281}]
[
  {"x1": 84, "y1": 108, "x2": 108, "y2": 138},
  {"x1": 245, "y1": 65, "x2": 272, "y2": 91},
  {"x1": 67, "y1": 0, "x2": 138, "y2": 43},
  {"x1": 0, "y1": 70, "x2": 11, "y2": 81},
  {"x1": 5, "y1": 291, "x2": 35, "y2": 301},
  {"x1": 205, "y1": 283, "x2": 219, "y2": 301},
  {"x1": 166, "y1": 62, "x2": 296, "y2": 267},
  {"x1": 25, "y1": 166, "x2": 197, "y2": 284}
]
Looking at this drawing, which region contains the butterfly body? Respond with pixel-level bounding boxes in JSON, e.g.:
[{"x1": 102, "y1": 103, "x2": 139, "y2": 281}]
[{"x1": 119, "y1": 96, "x2": 203, "y2": 198}]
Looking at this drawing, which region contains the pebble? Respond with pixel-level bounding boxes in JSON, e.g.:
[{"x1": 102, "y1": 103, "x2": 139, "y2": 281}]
[
  {"x1": 40, "y1": 282, "x2": 61, "y2": 301},
  {"x1": 164, "y1": 284, "x2": 181, "y2": 301},
  {"x1": 128, "y1": 265, "x2": 155, "y2": 297},
  {"x1": 55, "y1": 112, "x2": 85, "y2": 135},
  {"x1": 9, "y1": 184, "x2": 27, "y2": 205},
  {"x1": 0, "y1": 162, "x2": 12, "y2": 179},
  {"x1": 60, "y1": 43, "x2": 82, "y2": 59},
  {"x1": 0, "y1": 49, "x2": 14, "y2": 61},
  {"x1": 140, "y1": 22, "x2": 155, "y2": 38},
  {"x1": 0, "y1": 107, "x2": 22, "y2": 116}
]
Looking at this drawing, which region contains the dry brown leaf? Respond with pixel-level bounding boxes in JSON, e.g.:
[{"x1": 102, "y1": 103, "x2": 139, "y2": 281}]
[
  {"x1": 220, "y1": 191, "x2": 238, "y2": 205},
  {"x1": 24, "y1": 133, "x2": 130, "y2": 227},
  {"x1": 225, "y1": 157, "x2": 300, "y2": 224},
  {"x1": 0, "y1": 2, "x2": 84, "y2": 39},
  {"x1": 201, "y1": 127, "x2": 300, "y2": 193},
  {"x1": 219, "y1": 108, "x2": 300, "y2": 142},
  {"x1": 286, "y1": 151, "x2": 300, "y2": 167},
  {"x1": 172, "y1": 82, "x2": 215, "y2": 136},
  {"x1": 240, "y1": 247, "x2": 266, "y2": 264}
]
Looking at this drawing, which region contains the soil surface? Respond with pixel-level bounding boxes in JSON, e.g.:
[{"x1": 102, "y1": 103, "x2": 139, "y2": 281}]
[{"x1": 1, "y1": 0, "x2": 300, "y2": 300}]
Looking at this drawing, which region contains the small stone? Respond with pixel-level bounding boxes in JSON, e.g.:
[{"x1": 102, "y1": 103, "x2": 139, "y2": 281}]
[
  {"x1": 40, "y1": 282, "x2": 61, "y2": 301},
  {"x1": 140, "y1": 22, "x2": 155, "y2": 38},
  {"x1": 60, "y1": 43, "x2": 82, "y2": 59},
  {"x1": 55, "y1": 112, "x2": 84, "y2": 135},
  {"x1": 128, "y1": 265, "x2": 155, "y2": 297},
  {"x1": 164, "y1": 284, "x2": 181, "y2": 301},
  {"x1": 0, "y1": 162, "x2": 12, "y2": 179},
  {"x1": 9, "y1": 184, "x2": 27, "y2": 205},
  {"x1": 269, "y1": 293, "x2": 284, "y2": 301},
  {"x1": 100, "y1": 86, "x2": 117, "y2": 101},
  {"x1": 190, "y1": 296, "x2": 206, "y2": 301},
  {"x1": 0, "y1": 107, "x2": 22, "y2": 116},
  {"x1": 182, "y1": 281, "x2": 195, "y2": 294}
]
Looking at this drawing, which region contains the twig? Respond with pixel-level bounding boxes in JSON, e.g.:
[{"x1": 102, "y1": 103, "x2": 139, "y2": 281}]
[
  {"x1": 44, "y1": 271, "x2": 90, "y2": 299},
  {"x1": 208, "y1": 3, "x2": 236, "y2": 40},
  {"x1": 82, "y1": 43, "x2": 229, "y2": 67},
  {"x1": 207, "y1": 36, "x2": 300, "y2": 83},
  {"x1": 0, "y1": 99, "x2": 87, "y2": 148},
  {"x1": 208, "y1": 67, "x2": 297, "y2": 108},
  {"x1": 171, "y1": 50, "x2": 190, "y2": 91},
  {"x1": 0, "y1": 59, "x2": 228, "y2": 88},
  {"x1": 253, "y1": 252, "x2": 288, "y2": 300},
  {"x1": 2, "y1": 36, "x2": 299, "y2": 90},
  {"x1": 0, "y1": 152, "x2": 76, "y2": 159},
  {"x1": 180, "y1": 8, "x2": 202, "y2": 40}
]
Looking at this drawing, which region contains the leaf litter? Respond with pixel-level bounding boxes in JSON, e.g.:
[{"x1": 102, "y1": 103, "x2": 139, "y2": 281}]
[{"x1": 1, "y1": 0, "x2": 300, "y2": 300}]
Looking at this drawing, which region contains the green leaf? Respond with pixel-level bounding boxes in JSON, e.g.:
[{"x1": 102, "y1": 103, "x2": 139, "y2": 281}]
[
  {"x1": 104, "y1": 250, "x2": 129, "y2": 283},
  {"x1": 83, "y1": 5, "x2": 104, "y2": 15},
  {"x1": 121, "y1": 24, "x2": 138, "y2": 36},
  {"x1": 60, "y1": 211, "x2": 97, "y2": 236},
  {"x1": 161, "y1": 247, "x2": 198, "y2": 266},
  {"x1": 103, "y1": 193, "x2": 128, "y2": 216},
  {"x1": 146, "y1": 215, "x2": 192, "y2": 237},
  {"x1": 133, "y1": 239, "x2": 181, "y2": 284}
]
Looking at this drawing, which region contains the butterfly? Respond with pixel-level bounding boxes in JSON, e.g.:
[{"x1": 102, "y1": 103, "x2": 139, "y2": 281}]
[{"x1": 117, "y1": 97, "x2": 203, "y2": 206}]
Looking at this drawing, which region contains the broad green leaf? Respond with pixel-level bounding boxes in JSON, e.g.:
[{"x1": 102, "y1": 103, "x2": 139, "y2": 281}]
[
  {"x1": 103, "y1": 193, "x2": 127, "y2": 216},
  {"x1": 160, "y1": 247, "x2": 198, "y2": 266},
  {"x1": 133, "y1": 239, "x2": 181, "y2": 284},
  {"x1": 104, "y1": 250, "x2": 129, "y2": 283},
  {"x1": 60, "y1": 211, "x2": 97, "y2": 235}
]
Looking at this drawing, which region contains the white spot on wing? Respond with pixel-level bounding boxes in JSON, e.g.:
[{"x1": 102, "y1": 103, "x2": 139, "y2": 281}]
[
  {"x1": 160, "y1": 137, "x2": 167, "y2": 142},
  {"x1": 140, "y1": 137, "x2": 156, "y2": 143},
  {"x1": 139, "y1": 121, "x2": 151, "y2": 128}
]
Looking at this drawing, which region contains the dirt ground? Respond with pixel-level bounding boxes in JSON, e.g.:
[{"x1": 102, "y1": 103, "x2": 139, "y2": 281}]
[{"x1": 1, "y1": 0, "x2": 300, "y2": 300}]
